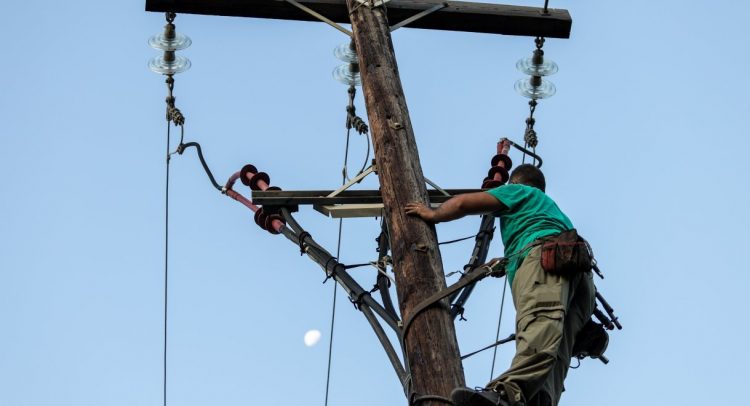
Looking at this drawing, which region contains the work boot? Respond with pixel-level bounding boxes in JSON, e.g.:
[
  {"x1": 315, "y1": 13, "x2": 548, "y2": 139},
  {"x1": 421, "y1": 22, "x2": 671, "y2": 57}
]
[{"x1": 450, "y1": 387, "x2": 510, "y2": 406}]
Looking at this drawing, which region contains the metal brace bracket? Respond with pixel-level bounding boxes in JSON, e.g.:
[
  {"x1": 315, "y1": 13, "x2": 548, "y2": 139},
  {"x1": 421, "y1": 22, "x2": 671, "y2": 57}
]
[
  {"x1": 355, "y1": 0, "x2": 391, "y2": 8},
  {"x1": 424, "y1": 176, "x2": 450, "y2": 197},
  {"x1": 327, "y1": 164, "x2": 377, "y2": 198},
  {"x1": 390, "y1": 2, "x2": 448, "y2": 32},
  {"x1": 283, "y1": 0, "x2": 353, "y2": 37}
]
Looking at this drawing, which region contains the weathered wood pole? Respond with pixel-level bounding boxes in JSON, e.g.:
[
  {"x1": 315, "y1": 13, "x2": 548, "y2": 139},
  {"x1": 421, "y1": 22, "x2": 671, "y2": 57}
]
[{"x1": 345, "y1": 1, "x2": 465, "y2": 403}]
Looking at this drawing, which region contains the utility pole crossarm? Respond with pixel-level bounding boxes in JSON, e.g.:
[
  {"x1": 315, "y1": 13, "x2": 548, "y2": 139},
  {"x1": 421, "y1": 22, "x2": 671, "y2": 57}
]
[{"x1": 145, "y1": 0, "x2": 571, "y2": 38}]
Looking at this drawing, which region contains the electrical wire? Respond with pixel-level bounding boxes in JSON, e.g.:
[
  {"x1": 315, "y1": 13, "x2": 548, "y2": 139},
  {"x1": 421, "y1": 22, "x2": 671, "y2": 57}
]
[
  {"x1": 163, "y1": 116, "x2": 172, "y2": 406},
  {"x1": 324, "y1": 113, "x2": 356, "y2": 406},
  {"x1": 489, "y1": 280, "x2": 508, "y2": 380}
]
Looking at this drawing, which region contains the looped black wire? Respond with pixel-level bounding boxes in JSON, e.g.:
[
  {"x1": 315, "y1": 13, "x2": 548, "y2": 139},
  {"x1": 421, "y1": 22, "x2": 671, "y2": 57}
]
[
  {"x1": 440, "y1": 227, "x2": 497, "y2": 246},
  {"x1": 460, "y1": 334, "x2": 516, "y2": 360},
  {"x1": 297, "y1": 231, "x2": 312, "y2": 255},
  {"x1": 409, "y1": 392, "x2": 454, "y2": 406},
  {"x1": 508, "y1": 140, "x2": 543, "y2": 168},
  {"x1": 176, "y1": 142, "x2": 222, "y2": 191},
  {"x1": 569, "y1": 357, "x2": 582, "y2": 369},
  {"x1": 438, "y1": 235, "x2": 475, "y2": 245}
]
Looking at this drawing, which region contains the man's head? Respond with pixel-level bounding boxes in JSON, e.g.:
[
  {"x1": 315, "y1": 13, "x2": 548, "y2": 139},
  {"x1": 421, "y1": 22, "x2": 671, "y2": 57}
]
[{"x1": 509, "y1": 164, "x2": 546, "y2": 192}]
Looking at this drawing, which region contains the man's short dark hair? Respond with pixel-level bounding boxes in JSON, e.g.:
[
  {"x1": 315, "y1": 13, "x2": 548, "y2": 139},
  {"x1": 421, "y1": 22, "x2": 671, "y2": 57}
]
[{"x1": 509, "y1": 164, "x2": 546, "y2": 192}]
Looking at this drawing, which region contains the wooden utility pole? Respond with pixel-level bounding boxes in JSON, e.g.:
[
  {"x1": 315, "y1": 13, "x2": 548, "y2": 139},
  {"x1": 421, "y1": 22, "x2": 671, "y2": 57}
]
[
  {"x1": 345, "y1": 1, "x2": 465, "y2": 402},
  {"x1": 146, "y1": 0, "x2": 571, "y2": 403}
]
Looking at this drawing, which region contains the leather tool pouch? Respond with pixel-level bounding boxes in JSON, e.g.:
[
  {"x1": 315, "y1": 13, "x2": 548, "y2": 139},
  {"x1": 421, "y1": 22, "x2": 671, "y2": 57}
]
[
  {"x1": 540, "y1": 229, "x2": 593, "y2": 276},
  {"x1": 573, "y1": 319, "x2": 609, "y2": 360}
]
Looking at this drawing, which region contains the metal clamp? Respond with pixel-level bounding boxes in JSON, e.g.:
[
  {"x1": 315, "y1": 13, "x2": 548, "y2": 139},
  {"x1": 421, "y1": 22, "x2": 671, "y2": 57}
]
[{"x1": 355, "y1": 0, "x2": 391, "y2": 8}]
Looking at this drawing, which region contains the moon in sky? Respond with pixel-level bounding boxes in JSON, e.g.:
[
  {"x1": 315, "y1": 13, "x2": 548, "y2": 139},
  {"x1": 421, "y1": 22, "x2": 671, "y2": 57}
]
[{"x1": 304, "y1": 329, "x2": 322, "y2": 347}]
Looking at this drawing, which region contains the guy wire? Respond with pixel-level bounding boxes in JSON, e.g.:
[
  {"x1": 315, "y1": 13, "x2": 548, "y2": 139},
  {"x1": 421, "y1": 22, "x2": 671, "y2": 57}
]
[
  {"x1": 490, "y1": 279, "x2": 508, "y2": 380},
  {"x1": 325, "y1": 100, "x2": 357, "y2": 405}
]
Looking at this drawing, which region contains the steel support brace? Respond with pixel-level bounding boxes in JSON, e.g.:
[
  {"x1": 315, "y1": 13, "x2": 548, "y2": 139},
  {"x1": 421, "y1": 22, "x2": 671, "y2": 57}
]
[
  {"x1": 283, "y1": 0, "x2": 353, "y2": 36},
  {"x1": 327, "y1": 164, "x2": 376, "y2": 198},
  {"x1": 424, "y1": 176, "x2": 450, "y2": 197},
  {"x1": 390, "y1": 2, "x2": 447, "y2": 31}
]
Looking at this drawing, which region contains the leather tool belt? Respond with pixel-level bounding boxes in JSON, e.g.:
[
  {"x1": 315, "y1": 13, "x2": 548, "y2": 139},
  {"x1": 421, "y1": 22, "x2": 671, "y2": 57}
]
[{"x1": 539, "y1": 229, "x2": 593, "y2": 277}]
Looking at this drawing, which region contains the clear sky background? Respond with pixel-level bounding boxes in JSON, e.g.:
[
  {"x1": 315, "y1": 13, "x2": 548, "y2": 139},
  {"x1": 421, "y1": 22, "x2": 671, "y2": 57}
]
[{"x1": 2, "y1": 1, "x2": 749, "y2": 405}]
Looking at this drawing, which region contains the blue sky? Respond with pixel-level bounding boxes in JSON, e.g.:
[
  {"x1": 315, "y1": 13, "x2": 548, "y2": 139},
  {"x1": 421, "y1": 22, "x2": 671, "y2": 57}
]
[{"x1": 2, "y1": 1, "x2": 749, "y2": 405}]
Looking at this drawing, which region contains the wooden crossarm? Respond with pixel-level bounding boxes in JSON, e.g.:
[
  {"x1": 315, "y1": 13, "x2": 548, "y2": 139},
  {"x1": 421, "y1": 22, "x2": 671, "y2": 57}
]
[{"x1": 145, "y1": 0, "x2": 571, "y2": 38}]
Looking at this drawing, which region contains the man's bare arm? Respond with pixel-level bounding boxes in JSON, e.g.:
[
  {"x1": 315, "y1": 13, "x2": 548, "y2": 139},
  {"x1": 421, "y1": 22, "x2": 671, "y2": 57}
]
[{"x1": 404, "y1": 192, "x2": 505, "y2": 224}]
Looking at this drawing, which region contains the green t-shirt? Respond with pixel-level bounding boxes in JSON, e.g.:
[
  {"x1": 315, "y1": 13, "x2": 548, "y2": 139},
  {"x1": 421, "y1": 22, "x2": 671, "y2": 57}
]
[{"x1": 486, "y1": 184, "x2": 574, "y2": 286}]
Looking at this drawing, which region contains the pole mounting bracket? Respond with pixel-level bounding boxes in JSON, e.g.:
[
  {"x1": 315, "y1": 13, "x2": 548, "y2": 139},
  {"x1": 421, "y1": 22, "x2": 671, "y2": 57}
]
[{"x1": 354, "y1": 0, "x2": 391, "y2": 9}]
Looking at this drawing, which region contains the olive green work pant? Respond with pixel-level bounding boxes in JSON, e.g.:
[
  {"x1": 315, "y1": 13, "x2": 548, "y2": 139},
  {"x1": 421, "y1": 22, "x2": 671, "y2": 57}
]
[{"x1": 488, "y1": 245, "x2": 595, "y2": 406}]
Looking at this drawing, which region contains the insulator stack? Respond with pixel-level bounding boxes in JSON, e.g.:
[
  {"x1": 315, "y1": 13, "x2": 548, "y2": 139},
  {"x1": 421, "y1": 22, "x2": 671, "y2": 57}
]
[
  {"x1": 240, "y1": 164, "x2": 285, "y2": 234},
  {"x1": 148, "y1": 14, "x2": 192, "y2": 75},
  {"x1": 482, "y1": 139, "x2": 513, "y2": 189},
  {"x1": 333, "y1": 41, "x2": 361, "y2": 86}
]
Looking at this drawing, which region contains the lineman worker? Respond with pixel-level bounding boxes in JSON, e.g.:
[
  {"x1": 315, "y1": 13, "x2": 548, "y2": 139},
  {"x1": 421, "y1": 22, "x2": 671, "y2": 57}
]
[{"x1": 405, "y1": 164, "x2": 595, "y2": 406}]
